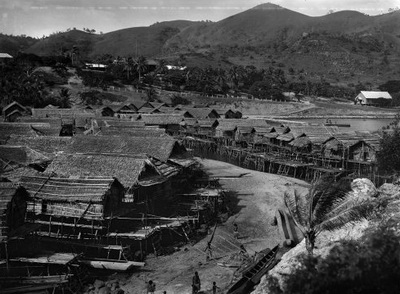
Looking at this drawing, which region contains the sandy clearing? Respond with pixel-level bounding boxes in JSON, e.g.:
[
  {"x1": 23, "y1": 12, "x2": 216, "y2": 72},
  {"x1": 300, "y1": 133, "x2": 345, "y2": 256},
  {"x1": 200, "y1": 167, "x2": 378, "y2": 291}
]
[{"x1": 116, "y1": 159, "x2": 308, "y2": 294}]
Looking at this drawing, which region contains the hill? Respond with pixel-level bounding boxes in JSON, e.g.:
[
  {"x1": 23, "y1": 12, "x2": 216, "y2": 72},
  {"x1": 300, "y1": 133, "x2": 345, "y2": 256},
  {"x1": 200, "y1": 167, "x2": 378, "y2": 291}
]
[
  {"x1": 0, "y1": 34, "x2": 38, "y2": 56},
  {"x1": 23, "y1": 20, "x2": 201, "y2": 59},
  {"x1": 11, "y1": 3, "x2": 400, "y2": 84}
]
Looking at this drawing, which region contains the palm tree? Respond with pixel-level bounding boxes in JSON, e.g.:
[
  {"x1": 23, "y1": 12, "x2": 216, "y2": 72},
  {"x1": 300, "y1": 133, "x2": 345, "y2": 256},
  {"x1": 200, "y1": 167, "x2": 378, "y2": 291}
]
[
  {"x1": 284, "y1": 177, "x2": 373, "y2": 256},
  {"x1": 124, "y1": 57, "x2": 134, "y2": 81},
  {"x1": 134, "y1": 55, "x2": 147, "y2": 84}
]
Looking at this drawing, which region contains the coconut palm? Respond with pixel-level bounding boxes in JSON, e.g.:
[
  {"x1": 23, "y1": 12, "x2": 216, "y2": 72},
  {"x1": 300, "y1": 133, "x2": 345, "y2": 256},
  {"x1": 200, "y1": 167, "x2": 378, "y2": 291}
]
[
  {"x1": 134, "y1": 55, "x2": 148, "y2": 84},
  {"x1": 124, "y1": 57, "x2": 135, "y2": 81},
  {"x1": 284, "y1": 177, "x2": 373, "y2": 256}
]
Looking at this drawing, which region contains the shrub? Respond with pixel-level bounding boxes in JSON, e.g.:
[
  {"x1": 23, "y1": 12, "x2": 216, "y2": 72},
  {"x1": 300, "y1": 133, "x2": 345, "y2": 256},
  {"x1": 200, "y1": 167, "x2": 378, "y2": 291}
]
[{"x1": 266, "y1": 222, "x2": 400, "y2": 294}]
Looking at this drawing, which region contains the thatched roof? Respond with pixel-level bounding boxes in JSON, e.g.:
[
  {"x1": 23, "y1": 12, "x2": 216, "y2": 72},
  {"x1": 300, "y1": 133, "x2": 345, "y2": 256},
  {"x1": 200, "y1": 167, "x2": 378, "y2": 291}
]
[
  {"x1": 0, "y1": 123, "x2": 40, "y2": 143},
  {"x1": 68, "y1": 135, "x2": 183, "y2": 162},
  {"x1": 139, "y1": 114, "x2": 184, "y2": 125},
  {"x1": 197, "y1": 119, "x2": 219, "y2": 128},
  {"x1": 138, "y1": 107, "x2": 161, "y2": 114},
  {"x1": 287, "y1": 125, "x2": 339, "y2": 141},
  {"x1": 32, "y1": 108, "x2": 95, "y2": 118},
  {"x1": 276, "y1": 132, "x2": 295, "y2": 142},
  {"x1": 129, "y1": 101, "x2": 145, "y2": 110},
  {"x1": 18, "y1": 117, "x2": 62, "y2": 127},
  {"x1": 0, "y1": 146, "x2": 50, "y2": 165},
  {"x1": 182, "y1": 118, "x2": 198, "y2": 127},
  {"x1": 289, "y1": 136, "x2": 312, "y2": 148},
  {"x1": 217, "y1": 118, "x2": 268, "y2": 129},
  {"x1": 152, "y1": 158, "x2": 180, "y2": 178},
  {"x1": 6, "y1": 135, "x2": 72, "y2": 155},
  {"x1": 19, "y1": 176, "x2": 119, "y2": 203},
  {"x1": 323, "y1": 132, "x2": 381, "y2": 150},
  {"x1": 149, "y1": 102, "x2": 168, "y2": 109},
  {"x1": 100, "y1": 126, "x2": 167, "y2": 137},
  {"x1": 236, "y1": 126, "x2": 255, "y2": 134},
  {"x1": 46, "y1": 153, "x2": 159, "y2": 188},
  {"x1": 95, "y1": 119, "x2": 145, "y2": 128},
  {"x1": 183, "y1": 108, "x2": 220, "y2": 119},
  {"x1": 3, "y1": 101, "x2": 26, "y2": 114}
]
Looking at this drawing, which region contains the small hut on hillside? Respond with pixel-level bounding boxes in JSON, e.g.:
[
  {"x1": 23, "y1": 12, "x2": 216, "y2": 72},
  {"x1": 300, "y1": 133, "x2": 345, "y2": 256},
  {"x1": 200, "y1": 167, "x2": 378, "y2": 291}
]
[
  {"x1": 3, "y1": 102, "x2": 27, "y2": 122},
  {"x1": 0, "y1": 182, "x2": 29, "y2": 241}
]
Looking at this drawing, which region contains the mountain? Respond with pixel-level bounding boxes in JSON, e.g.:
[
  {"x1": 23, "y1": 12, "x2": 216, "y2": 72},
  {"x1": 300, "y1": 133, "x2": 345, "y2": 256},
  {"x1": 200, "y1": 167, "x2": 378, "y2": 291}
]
[
  {"x1": 23, "y1": 20, "x2": 201, "y2": 59},
  {"x1": 6, "y1": 3, "x2": 400, "y2": 83},
  {"x1": 0, "y1": 34, "x2": 38, "y2": 56}
]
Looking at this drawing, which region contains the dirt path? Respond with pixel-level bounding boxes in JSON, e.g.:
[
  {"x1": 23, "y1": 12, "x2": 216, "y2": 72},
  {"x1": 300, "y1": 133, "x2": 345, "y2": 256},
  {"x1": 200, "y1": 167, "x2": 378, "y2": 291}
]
[{"x1": 116, "y1": 159, "x2": 308, "y2": 294}]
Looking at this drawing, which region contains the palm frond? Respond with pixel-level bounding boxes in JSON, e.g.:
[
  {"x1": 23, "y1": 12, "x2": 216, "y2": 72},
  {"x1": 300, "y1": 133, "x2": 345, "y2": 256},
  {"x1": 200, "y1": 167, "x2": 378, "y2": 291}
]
[
  {"x1": 311, "y1": 178, "x2": 352, "y2": 224},
  {"x1": 284, "y1": 189, "x2": 308, "y2": 233},
  {"x1": 315, "y1": 200, "x2": 373, "y2": 234}
]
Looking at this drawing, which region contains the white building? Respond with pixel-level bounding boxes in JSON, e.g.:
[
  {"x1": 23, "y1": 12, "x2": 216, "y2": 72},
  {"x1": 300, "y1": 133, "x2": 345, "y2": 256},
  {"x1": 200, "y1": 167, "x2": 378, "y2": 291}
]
[{"x1": 355, "y1": 91, "x2": 392, "y2": 106}]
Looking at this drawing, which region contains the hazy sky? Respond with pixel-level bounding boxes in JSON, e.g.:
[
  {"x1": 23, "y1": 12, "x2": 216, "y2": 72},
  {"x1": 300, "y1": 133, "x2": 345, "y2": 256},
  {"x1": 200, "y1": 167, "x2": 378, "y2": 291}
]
[{"x1": 1, "y1": 0, "x2": 398, "y2": 37}]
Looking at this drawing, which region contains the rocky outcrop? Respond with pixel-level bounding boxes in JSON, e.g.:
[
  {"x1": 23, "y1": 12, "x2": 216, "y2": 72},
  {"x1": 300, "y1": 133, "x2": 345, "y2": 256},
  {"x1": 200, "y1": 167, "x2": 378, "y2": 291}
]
[{"x1": 252, "y1": 178, "x2": 400, "y2": 294}]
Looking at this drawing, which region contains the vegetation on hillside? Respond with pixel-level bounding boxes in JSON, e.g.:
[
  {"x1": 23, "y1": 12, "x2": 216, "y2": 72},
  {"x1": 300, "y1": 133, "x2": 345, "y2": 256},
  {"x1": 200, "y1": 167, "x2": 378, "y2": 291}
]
[
  {"x1": 266, "y1": 220, "x2": 400, "y2": 294},
  {"x1": 0, "y1": 56, "x2": 72, "y2": 109}
]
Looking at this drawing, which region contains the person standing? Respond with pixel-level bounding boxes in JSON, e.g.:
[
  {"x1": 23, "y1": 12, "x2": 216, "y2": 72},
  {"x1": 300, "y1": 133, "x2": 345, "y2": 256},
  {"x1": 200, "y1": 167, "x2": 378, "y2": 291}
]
[
  {"x1": 212, "y1": 281, "x2": 220, "y2": 294},
  {"x1": 192, "y1": 271, "x2": 201, "y2": 294},
  {"x1": 147, "y1": 280, "x2": 156, "y2": 294},
  {"x1": 233, "y1": 223, "x2": 239, "y2": 239}
]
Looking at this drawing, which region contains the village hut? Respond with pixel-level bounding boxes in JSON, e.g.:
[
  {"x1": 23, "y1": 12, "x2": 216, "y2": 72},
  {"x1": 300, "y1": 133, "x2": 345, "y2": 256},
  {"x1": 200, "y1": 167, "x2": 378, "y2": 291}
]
[
  {"x1": 183, "y1": 108, "x2": 220, "y2": 119},
  {"x1": 138, "y1": 114, "x2": 184, "y2": 135},
  {"x1": 234, "y1": 126, "x2": 255, "y2": 147},
  {"x1": 3, "y1": 102, "x2": 27, "y2": 122},
  {"x1": 97, "y1": 106, "x2": 117, "y2": 117},
  {"x1": 46, "y1": 153, "x2": 161, "y2": 191},
  {"x1": 0, "y1": 182, "x2": 29, "y2": 241},
  {"x1": 20, "y1": 176, "x2": 125, "y2": 237},
  {"x1": 181, "y1": 118, "x2": 198, "y2": 135},
  {"x1": 219, "y1": 109, "x2": 242, "y2": 119},
  {"x1": 197, "y1": 119, "x2": 219, "y2": 138},
  {"x1": 214, "y1": 121, "x2": 237, "y2": 145}
]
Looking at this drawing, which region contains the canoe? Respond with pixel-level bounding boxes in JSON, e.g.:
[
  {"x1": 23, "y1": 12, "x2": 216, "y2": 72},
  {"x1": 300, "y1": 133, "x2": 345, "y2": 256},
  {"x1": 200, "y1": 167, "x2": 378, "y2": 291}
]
[
  {"x1": 226, "y1": 245, "x2": 279, "y2": 294},
  {"x1": 80, "y1": 259, "x2": 145, "y2": 271},
  {"x1": 324, "y1": 123, "x2": 351, "y2": 127},
  {"x1": 275, "y1": 209, "x2": 296, "y2": 246}
]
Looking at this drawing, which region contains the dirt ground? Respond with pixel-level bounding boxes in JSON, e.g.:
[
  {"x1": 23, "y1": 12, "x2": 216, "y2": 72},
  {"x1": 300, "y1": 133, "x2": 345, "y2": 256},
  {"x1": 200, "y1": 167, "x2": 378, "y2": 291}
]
[{"x1": 111, "y1": 159, "x2": 308, "y2": 294}]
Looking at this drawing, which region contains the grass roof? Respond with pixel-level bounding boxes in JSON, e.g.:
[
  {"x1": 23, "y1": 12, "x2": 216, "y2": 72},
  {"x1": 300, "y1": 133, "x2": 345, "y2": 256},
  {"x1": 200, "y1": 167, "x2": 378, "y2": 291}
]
[
  {"x1": 0, "y1": 123, "x2": 40, "y2": 143},
  {"x1": 139, "y1": 114, "x2": 184, "y2": 125},
  {"x1": 68, "y1": 135, "x2": 182, "y2": 162},
  {"x1": 46, "y1": 153, "x2": 157, "y2": 188},
  {"x1": 100, "y1": 127, "x2": 167, "y2": 137},
  {"x1": 19, "y1": 176, "x2": 118, "y2": 202},
  {"x1": 0, "y1": 146, "x2": 50, "y2": 165},
  {"x1": 6, "y1": 135, "x2": 72, "y2": 155}
]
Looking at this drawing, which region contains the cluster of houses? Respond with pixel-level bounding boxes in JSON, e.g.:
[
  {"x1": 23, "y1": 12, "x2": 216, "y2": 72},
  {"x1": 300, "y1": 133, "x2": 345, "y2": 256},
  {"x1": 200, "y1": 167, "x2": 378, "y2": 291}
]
[
  {"x1": 0, "y1": 93, "x2": 390, "y2": 291},
  {"x1": 0, "y1": 101, "x2": 234, "y2": 292}
]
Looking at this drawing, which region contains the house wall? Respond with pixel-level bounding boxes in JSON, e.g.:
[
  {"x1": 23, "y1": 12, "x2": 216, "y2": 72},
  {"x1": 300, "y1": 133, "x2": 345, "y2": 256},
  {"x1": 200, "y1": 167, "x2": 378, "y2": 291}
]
[
  {"x1": 349, "y1": 142, "x2": 376, "y2": 162},
  {"x1": 1, "y1": 188, "x2": 28, "y2": 237}
]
